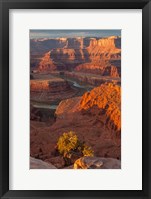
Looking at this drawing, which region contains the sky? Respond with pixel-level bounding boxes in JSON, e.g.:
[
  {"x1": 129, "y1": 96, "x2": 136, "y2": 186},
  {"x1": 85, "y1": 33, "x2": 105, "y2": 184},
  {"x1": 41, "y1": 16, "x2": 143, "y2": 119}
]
[{"x1": 30, "y1": 30, "x2": 121, "y2": 39}]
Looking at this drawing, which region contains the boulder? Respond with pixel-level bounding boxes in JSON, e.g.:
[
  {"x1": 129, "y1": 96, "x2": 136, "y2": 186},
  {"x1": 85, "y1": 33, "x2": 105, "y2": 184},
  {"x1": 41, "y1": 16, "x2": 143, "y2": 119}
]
[{"x1": 74, "y1": 157, "x2": 121, "y2": 169}]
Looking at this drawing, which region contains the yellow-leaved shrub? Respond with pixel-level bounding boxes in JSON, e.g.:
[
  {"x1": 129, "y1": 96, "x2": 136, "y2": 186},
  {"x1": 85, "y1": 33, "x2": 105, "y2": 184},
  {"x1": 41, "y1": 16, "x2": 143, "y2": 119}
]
[{"x1": 57, "y1": 131, "x2": 94, "y2": 165}]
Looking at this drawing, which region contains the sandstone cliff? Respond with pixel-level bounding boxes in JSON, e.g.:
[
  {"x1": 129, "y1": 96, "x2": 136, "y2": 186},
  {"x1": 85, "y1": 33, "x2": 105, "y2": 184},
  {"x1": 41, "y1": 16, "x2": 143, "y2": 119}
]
[
  {"x1": 75, "y1": 36, "x2": 121, "y2": 76},
  {"x1": 64, "y1": 71, "x2": 121, "y2": 86},
  {"x1": 79, "y1": 83, "x2": 121, "y2": 131},
  {"x1": 38, "y1": 51, "x2": 56, "y2": 71}
]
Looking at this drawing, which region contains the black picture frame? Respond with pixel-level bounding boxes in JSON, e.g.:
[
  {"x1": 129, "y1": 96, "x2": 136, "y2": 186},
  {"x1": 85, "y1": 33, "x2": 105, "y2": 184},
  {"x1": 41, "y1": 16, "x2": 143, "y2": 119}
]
[{"x1": 0, "y1": 0, "x2": 150, "y2": 198}]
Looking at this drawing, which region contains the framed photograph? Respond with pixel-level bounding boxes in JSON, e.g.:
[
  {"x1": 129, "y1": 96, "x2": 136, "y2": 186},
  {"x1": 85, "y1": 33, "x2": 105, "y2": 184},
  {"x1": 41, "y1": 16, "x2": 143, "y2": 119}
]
[{"x1": 0, "y1": 0, "x2": 150, "y2": 198}]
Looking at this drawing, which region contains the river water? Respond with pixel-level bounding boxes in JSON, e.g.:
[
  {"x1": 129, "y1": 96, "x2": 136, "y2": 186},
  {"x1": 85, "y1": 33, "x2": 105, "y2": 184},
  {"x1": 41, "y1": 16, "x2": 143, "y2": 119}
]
[{"x1": 33, "y1": 104, "x2": 58, "y2": 110}]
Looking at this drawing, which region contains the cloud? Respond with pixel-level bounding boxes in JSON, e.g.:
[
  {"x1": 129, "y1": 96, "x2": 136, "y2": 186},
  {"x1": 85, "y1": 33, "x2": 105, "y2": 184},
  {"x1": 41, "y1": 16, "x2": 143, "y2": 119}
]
[{"x1": 30, "y1": 29, "x2": 121, "y2": 39}]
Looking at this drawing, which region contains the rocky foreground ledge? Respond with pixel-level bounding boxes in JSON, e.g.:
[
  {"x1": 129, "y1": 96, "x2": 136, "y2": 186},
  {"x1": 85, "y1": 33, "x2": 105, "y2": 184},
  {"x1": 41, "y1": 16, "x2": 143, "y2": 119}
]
[
  {"x1": 30, "y1": 157, "x2": 57, "y2": 169},
  {"x1": 30, "y1": 157, "x2": 121, "y2": 169}
]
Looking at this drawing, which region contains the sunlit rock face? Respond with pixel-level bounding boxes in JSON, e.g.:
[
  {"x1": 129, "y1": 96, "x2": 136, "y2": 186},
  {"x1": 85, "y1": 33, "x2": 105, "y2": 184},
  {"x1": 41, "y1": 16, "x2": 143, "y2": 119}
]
[
  {"x1": 79, "y1": 83, "x2": 121, "y2": 132},
  {"x1": 30, "y1": 36, "x2": 121, "y2": 77},
  {"x1": 55, "y1": 82, "x2": 121, "y2": 132}
]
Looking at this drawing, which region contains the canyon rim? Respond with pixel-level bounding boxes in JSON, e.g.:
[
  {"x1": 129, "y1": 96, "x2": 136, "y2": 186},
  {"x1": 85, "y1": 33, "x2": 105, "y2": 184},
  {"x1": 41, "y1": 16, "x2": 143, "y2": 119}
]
[{"x1": 30, "y1": 30, "x2": 121, "y2": 169}]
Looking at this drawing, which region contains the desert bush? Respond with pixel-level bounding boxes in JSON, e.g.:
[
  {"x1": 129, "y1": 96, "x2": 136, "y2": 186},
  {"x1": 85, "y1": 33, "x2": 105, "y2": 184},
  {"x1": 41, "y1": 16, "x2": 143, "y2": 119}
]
[
  {"x1": 82, "y1": 144, "x2": 94, "y2": 157},
  {"x1": 57, "y1": 131, "x2": 94, "y2": 165},
  {"x1": 57, "y1": 131, "x2": 79, "y2": 156}
]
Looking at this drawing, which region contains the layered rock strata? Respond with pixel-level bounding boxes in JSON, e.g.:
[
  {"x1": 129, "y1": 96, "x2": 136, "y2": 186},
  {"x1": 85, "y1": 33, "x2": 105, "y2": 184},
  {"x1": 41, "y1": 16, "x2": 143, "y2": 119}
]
[
  {"x1": 30, "y1": 36, "x2": 121, "y2": 77},
  {"x1": 30, "y1": 78, "x2": 76, "y2": 103}
]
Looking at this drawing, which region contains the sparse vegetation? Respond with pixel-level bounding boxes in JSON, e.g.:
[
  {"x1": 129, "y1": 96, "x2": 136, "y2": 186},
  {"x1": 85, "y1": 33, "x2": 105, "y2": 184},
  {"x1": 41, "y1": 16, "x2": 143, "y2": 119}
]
[
  {"x1": 57, "y1": 131, "x2": 79, "y2": 156},
  {"x1": 82, "y1": 145, "x2": 94, "y2": 157},
  {"x1": 57, "y1": 131, "x2": 94, "y2": 165}
]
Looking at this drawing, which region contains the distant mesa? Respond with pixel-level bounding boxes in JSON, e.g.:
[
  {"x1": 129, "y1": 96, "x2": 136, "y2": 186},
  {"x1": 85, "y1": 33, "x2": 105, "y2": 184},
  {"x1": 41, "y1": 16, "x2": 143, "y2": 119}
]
[{"x1": 30, "y1": 36, "x2": 121, "y2": 77}]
